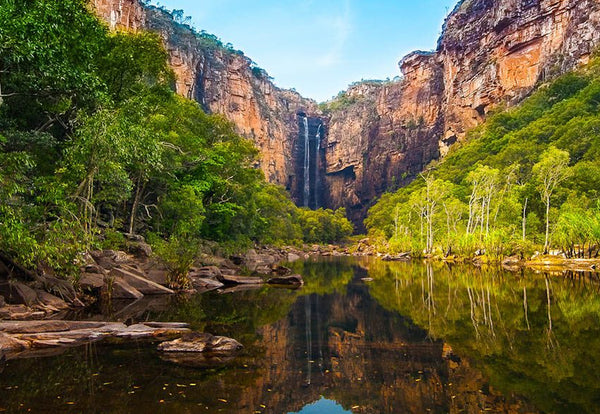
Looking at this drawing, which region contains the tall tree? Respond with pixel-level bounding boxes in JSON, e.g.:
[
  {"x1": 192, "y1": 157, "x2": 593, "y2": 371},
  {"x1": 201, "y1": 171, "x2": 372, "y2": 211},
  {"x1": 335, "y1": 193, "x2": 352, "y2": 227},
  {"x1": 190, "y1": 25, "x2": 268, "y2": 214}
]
[{"x1": 532, "y1": 146, "x2": 572, "y2": 253}]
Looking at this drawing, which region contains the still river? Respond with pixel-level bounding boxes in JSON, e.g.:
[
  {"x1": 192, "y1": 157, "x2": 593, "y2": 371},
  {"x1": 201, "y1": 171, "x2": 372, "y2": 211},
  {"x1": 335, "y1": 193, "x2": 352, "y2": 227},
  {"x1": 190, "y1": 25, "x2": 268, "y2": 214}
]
[{"x1": 1, "y1": 257, "x2": 599, "y2": 413}]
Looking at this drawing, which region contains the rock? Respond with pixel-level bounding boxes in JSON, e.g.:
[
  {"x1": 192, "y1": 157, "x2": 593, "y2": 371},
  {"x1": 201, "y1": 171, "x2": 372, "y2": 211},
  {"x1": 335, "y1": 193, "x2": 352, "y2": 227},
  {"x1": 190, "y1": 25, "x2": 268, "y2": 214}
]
[
  {"x1": 271, "y1": 265, "x2": 291, "y2": 276},
  {"x1": 382, "y1": 253, "x2": 411, "y2": 261},
  {"x1": 0, "y1": 260, "x2": 10, "y2": 279},
  {"x1": 287, "y1": 252, "x2": 301, "y2": 262},
  {"x1": 105, "y1": 277, "x2": 144, "y2": 300},
  {"x1": 35, "y1": 290, "x2": 69, "y2": 310},
  {"x1": 144, "y1": 322, "x2": 190, "y2": 329},
  {"x1": 159, "y1": 352, "x2": 238, "y2": 367},
  {"x1": 0, "y1": 295, "x2": 4, "y2": 307},
  {"x1": 218, "y1": 284, "x2": 263, "y2": 294},
  {"x1": 267, "y1": 274, "x2": 304, "y2": 287},
  {"x1": 80, "y1": 273, "x2": 106, "y2": 291},
  {"x1": 0, "y1": 321, "x2": 107, "y2": 334},
  {"x1": 38, "y1": 275, "x2": 77, "y2": 303},
  {"x1": 190, "y1": 277, "x2": 224, "y2": 293},
  {"x1": 216, "y1": 274, "x2": 264, "y2": 285},
  {"x1": 189, "y1": 266, "x2": 222, "y2": 279},
  {"x1": 127, "y1": 241, "x2": 152, "y2": 258},
  {"x1": 0, "y1": 321, "x2": 191, "y2": 354},
  {"x1": 84, "y1": 264, "x2": 106, "y2": 275},
  {"x1": 229, "y1": 255, "x2": 244, "y2": 266},
  {"x1": 145, "y1": 268, "x2": 169, "y2": 285},
  {"x1": 158, "y1": 332, "x2": 243, "y2": 353},
  {"x1": 0, "y1": 281, "x2": 39, "y2": 306},
  {"x1": 0, "y1": 332, "x2": 29, "y2": 353},
  {"x1": 502, "y1": 256, "x2": 522, "y2": 266},
  {"x1": 113, "y1": 296, "x2": 172, "y2": 320},
  {"x1": 0, "y1": 305, "x2": 45, "y2": 320},
  {"x1": 110, "y1": 267, "x2": 174, "y2": 295}
]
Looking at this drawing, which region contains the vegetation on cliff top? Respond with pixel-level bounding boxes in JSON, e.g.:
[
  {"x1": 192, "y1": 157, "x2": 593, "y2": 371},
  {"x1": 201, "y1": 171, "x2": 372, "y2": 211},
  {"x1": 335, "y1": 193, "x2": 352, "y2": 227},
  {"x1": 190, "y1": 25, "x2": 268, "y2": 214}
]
[
  {"x1": 0, "y1": 0, "x2": 352, "y2": 282},
  {"x1": 366, "y1": 56, "x2": 600, "y2": 259}
]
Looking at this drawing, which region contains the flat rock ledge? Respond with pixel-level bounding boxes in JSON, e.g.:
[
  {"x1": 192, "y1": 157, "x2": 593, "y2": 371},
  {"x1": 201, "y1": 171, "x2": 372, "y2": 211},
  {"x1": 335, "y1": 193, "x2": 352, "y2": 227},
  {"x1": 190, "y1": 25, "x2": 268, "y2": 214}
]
[{"x1": 0, "y1": 320, "x2": 190, "y2": 358}]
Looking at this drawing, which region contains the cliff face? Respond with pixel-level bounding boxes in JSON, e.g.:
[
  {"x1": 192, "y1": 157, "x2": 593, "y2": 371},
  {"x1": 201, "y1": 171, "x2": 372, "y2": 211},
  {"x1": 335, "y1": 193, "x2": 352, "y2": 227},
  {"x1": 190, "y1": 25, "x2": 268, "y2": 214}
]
[
  {"x1": 325, "y1": 0, "x2": 600, "y2": 225},
  {"x1": 91, "y1": 0, "x2": 322, "y2": 201},
  {"x1": 93, "y1": 0, "x2": 600, "y2": 226}
]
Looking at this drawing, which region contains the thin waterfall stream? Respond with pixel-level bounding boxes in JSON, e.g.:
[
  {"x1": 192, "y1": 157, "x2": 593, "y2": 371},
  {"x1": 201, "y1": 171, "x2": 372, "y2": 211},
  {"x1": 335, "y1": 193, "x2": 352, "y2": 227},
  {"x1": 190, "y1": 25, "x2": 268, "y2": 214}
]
[{"x1": 303, "y1": 115, "x2": 310, "y2": 207}]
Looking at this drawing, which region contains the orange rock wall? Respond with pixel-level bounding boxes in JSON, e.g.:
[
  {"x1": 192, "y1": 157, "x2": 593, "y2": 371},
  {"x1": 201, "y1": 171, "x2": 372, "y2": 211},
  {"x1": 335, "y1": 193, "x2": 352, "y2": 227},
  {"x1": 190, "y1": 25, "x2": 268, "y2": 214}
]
[
  {"x1": 93, "y1": 0, "x2": 600, "y2": 225},
  {"x1": 325, "y1": 0, "x2": 600, "y2": 225},
  {"x1": 93, "y1": 2, "x2": 320, "y2": 193}
]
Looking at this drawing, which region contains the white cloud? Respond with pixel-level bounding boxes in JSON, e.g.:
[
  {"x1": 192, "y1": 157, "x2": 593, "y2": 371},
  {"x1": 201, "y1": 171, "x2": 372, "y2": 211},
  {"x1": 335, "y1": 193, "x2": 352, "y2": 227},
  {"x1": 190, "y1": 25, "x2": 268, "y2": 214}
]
[{"x1": 315, "y1": 0, "x2": 352, "y2": 68}]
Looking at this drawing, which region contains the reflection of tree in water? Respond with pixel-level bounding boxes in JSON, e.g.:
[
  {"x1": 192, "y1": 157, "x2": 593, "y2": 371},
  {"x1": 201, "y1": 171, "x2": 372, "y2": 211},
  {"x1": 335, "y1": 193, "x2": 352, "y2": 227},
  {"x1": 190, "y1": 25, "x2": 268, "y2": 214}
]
[{"x1": 368, "y1": 260, "x2": 600, "y2": 413}]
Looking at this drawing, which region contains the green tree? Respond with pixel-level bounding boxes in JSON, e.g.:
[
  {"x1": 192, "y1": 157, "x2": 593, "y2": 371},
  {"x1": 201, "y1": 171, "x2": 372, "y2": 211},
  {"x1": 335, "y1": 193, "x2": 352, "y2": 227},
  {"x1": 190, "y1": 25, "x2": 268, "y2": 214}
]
[{"x1": 532, "y1": 146, "x2": 572, "y2": 252}]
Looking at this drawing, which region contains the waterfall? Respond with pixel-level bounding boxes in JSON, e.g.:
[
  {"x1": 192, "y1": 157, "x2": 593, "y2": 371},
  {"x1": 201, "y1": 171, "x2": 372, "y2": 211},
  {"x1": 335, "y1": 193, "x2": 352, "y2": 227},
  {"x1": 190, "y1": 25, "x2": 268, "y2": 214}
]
[
  {"x1": 303, "y1": 116, "x2": 310, "y2": 207},
  {"x1": 314, "y1": 124, "x2": 322, "y2": 208},
  {"x1": 305, "y1": 295, "x2": 312, "y2": 385}
]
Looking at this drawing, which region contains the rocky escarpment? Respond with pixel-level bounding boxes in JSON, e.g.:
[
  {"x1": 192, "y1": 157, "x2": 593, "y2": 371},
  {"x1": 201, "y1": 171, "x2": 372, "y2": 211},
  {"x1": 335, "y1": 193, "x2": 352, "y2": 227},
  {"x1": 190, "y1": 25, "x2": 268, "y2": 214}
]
[
  {"x1": 92, "y1": 0, "x2": 600, "y2": 227},
  {"x1": 324, "y1": 0, "x2": 600, "y2": 225},
  {"x1": 91, "y1": 0, "x2": 324, "y2": 204}
]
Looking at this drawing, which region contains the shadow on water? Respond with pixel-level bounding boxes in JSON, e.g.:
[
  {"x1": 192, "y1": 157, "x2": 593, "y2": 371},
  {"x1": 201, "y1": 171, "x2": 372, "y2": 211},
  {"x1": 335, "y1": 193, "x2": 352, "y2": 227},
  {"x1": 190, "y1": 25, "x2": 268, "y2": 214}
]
[{"x1": 1, "y1": 257, "x2": 600, "y2": 413}]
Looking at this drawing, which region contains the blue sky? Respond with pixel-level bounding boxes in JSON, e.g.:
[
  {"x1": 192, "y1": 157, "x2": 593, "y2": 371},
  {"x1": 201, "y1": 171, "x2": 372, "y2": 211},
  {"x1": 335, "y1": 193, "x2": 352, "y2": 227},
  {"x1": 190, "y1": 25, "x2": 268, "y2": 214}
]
[{"x1": 151, "y1": 0, "x2": 458, "y2": 102}]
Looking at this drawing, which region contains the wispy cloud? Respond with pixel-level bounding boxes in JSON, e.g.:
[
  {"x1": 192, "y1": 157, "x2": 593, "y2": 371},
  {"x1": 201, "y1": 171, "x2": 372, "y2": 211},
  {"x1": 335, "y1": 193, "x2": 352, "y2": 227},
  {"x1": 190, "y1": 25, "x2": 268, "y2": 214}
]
[{"x1": 315, "y1": 0, "x2": 352, "y2": 68}]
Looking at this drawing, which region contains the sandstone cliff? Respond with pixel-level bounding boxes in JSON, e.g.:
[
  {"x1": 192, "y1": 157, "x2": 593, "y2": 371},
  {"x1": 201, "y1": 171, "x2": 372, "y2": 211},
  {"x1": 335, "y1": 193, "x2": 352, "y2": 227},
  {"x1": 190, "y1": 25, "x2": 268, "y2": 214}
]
[
  {"x1": 325, "y1": 0, "x2": 600, "y2": 225},
  {"x1": 92, "y1": 0, "x2": 600, "y2": 227},
  {"x1": 91, "y1": 0, "x2": 322, "y2": 203}
]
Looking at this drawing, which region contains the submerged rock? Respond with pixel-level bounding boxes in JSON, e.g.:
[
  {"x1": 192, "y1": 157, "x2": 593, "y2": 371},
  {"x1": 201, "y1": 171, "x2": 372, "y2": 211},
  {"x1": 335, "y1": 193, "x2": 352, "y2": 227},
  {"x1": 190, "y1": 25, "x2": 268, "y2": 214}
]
[
  {"x1": 159, "y1": 352, "x2": 238, "y2": 368},
  {"x1": 267, "y1": 274, "x2": 304, "y2": 287},
  {"x1": 158, "y1": 332, "x2": 243, "y2": 354}
]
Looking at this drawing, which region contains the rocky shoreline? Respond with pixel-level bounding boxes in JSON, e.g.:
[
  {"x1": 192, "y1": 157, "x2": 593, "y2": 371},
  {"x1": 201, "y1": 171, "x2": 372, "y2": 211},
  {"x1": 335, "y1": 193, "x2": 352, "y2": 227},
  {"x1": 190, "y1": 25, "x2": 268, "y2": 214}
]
[{"x1": 0, "y1": 240, "x2": 314, "y2": 320}]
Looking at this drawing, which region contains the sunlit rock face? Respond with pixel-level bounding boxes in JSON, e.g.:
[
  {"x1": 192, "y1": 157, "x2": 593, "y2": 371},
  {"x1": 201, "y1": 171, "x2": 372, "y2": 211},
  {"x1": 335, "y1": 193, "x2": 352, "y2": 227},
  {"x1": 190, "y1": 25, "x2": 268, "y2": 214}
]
[
  {"x1": 325, "y1": 0, "x2": 600, "y2": 225},
  {"x1": 93, "y1": 1, "x2": 322, "y2": 200},
  {"x1": 93, "y1": 0, "x2": 600, "y2": 225},
  {"x1": 91, "y1": 0, "x2": 145, "y2": 30}
]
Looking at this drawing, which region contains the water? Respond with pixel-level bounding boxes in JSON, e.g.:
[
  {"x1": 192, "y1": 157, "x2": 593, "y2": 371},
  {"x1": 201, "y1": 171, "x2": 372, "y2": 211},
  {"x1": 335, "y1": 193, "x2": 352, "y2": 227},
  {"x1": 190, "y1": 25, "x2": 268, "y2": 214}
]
[
  {"x1": 1, "y1": 258, "x2": 600, "y2": 413},
  {"x1": 302, "y1": 115, "x2": 310, "y2": 207},
  {"x1": 314, "y1": 124, "x2": 321, "y2": 209}
]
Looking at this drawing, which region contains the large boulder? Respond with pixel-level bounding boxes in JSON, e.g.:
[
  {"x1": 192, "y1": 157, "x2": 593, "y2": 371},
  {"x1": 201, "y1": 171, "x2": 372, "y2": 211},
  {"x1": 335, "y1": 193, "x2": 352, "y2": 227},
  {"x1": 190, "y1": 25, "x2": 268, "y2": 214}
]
[
  {"x1": 79, "y1": 273, "x2": 105, "y2": 292},
  {"x1": 145, "y1": 269, "x2": 169, "y2": 286},
  {"x1": 35, "y1": 290, "x2": 69, "y2": 310},
  {"x1": 110, "y1": 267, "x2": 174, "y2": 295},
  {"x1": 104, "y1": 277, "x2": 144, "y2": 300},
  {"x1": 189, "y1": 266, "x2": 222, "y2": 280},
  {"x1": 38, "y1": 275, "x2": 77, "y2": 303},
  {"x1": 0, "y1": 281, "x2": 39, "y2": 306},
  {"x1": 158, "y1": 332, "x2": 243, "y2": 353},
  {"x1": 190, "y1": 277, "x2": 224, "y2": 293}
]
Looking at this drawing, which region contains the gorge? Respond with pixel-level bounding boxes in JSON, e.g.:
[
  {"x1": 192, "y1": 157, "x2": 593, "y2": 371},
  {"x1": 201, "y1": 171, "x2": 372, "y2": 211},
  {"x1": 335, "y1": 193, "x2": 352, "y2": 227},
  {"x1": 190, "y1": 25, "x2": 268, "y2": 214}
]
[{"x1": 92, "y1": 0, "x2": 600, "y2": 227}]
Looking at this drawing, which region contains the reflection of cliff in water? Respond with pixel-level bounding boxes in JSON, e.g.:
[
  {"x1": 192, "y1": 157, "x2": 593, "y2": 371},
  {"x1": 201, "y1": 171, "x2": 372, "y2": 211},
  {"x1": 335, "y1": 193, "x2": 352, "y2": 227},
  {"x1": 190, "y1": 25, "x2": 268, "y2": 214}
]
[
  {"x1": 0, "y1": 260, "x2": 541, "y2": 414},
  {"x1": 249, "y1": 281, "x2": 539, "y2": 414}
]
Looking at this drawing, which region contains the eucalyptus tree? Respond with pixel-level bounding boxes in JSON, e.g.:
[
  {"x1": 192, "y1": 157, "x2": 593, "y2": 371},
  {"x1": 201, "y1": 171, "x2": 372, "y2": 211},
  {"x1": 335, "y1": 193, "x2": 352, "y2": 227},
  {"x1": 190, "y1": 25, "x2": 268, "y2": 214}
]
[{"x1": 532, "y1": 147, "x2": 572, "y2": 253}]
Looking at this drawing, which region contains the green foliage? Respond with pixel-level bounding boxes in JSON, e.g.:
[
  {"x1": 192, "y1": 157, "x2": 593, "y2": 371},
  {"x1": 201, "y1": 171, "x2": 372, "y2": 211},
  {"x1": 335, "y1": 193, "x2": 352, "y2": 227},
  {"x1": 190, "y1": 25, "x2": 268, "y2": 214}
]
[
  {"x1": 297, "y1": 208, "x2": 354, "y2": 244},
  {"x1": 0, "y1": 1, "x2": 355, "y2": 282},
  {"x1": 366, "y1": 56, "x2": 600, "y2": 258},
  {"x1": 319, "y1": 91, "x2": 358, "y2": 112},
  {"x1": 147, "y1": 232, "x2": 199, "y2": 289}
]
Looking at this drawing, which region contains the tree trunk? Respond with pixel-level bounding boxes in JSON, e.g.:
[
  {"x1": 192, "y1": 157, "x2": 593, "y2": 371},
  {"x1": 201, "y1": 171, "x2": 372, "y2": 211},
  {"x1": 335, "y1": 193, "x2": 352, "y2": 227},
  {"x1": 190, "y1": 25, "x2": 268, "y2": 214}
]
[
  {"x1": 128, "y1": 176, "x2": 144, "y2": 235},
  {"x1": 522, "y1": 198, "x2": 528, "y2": 241},
  {"x1": 544, "y1": 195, "x2": 550, "y2": 253}
]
